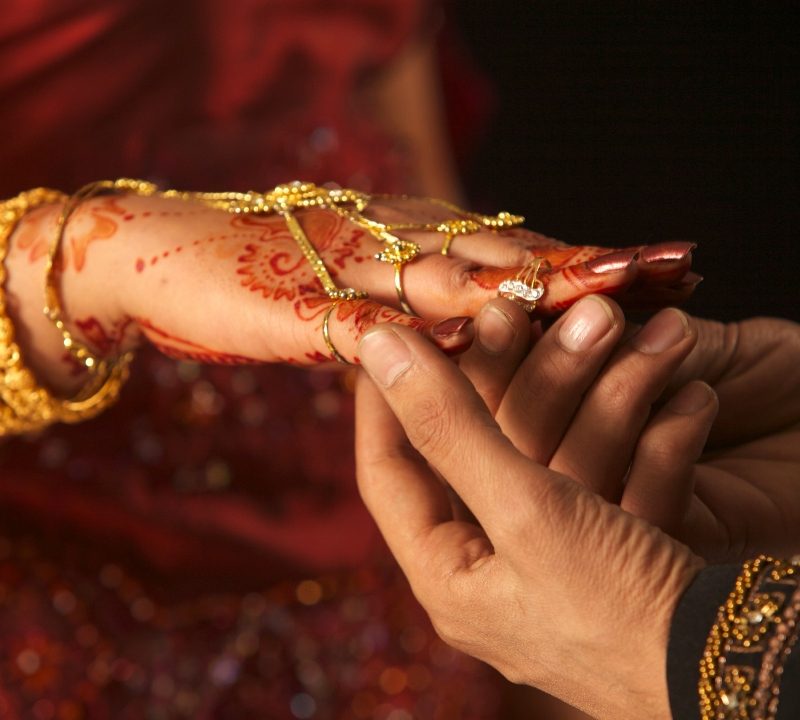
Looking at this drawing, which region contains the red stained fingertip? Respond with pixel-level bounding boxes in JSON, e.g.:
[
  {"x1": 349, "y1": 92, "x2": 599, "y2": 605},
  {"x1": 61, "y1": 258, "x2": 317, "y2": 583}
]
[
  {"x1": 426, "y1": 317, "x2": 475, "y2": 355},
  {"x1": 433, "y1": 316, "x2": 471, "y2": 338}
]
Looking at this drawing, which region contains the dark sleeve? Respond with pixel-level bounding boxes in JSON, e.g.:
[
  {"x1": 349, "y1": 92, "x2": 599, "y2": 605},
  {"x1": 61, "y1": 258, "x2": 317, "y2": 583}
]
[{"x1": 667, "y1": 560, "x2": 800, "y2": 720}]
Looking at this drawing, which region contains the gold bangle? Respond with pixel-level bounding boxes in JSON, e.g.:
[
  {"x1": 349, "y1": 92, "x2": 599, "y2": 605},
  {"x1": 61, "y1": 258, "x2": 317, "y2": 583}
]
[
  {"x1": 45, "y1": 179, "x2": 158, "y2": 373},
  {"x1": 322, "y1": 303, "x2": 350, "y2": 364},
  {"x1": 0, "y1": 188, "x2": 132, "y2": 435}
]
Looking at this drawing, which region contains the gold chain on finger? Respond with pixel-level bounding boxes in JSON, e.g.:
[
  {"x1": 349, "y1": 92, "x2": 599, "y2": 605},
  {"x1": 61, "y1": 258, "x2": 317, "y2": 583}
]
[
  {"x1": 2, "y1": 179, "x2": 526, "y2": 433},
  {"x1": 43, "y1": 179, "x2": 526, "y2": 384}
]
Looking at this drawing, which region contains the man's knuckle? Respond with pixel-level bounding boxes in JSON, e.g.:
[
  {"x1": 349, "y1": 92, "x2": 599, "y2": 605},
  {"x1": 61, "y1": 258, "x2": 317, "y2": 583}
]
[
  {"x1": 447, "y1": 262, "x2": 474, "y2": 294},
  {"x1": 595, "y1": 373, "x2": 643, "y2": 416}
]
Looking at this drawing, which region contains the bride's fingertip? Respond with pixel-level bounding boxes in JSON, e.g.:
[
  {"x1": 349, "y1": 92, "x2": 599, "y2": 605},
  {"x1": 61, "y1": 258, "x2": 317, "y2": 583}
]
[
  {"x1": 433, "y1": 316, "x2": 472, "y2": 339},
  {"x1": 426, "y1": 317, "x2": 475, "y2": 356}
]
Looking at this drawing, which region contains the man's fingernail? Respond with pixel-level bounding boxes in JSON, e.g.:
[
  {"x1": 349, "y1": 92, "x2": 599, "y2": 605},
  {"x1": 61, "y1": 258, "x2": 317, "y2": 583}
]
[
  {"x1": 679, "y1": 271, "x2": 704, "y2": 287},
  {"x1": 640, "y1": 241, "x2": 696, "y2": 263},
  {"x1": 558, "y1": 296, "x2": 615, "y2": 352},
  {"x1": 433, "y1": 316, "x2": 471, "y2": 339},
  {"x1": 477, "y1": 305, "x2": 516, "y2": 354},
  {"x1": 358, "y1": 328, "x2": 412, "y2": 387},
  {"x1": 631, "y1": 308, "x2": 689, "y2": 354},
  {"x1": 667, "y1": 381, "x2": 715, "y2": 415},
  {"x1": 586, "y1": 248, "x2": 640, "y2": 273}
]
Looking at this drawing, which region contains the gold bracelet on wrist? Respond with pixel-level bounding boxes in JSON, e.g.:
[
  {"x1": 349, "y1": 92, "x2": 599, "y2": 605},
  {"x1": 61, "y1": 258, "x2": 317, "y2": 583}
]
[
  {"x1": 699, "y1": 555, "x2": 800, "y2": 720},
  {"x1": 0, "y1": 188, "x2": 133, "y2": 435}
]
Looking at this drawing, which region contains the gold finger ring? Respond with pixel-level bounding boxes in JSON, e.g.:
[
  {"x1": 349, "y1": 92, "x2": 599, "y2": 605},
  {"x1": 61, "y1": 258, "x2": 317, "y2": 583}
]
[
  {"x1": 322, "y1": 302, "x2": 351, "y2": 364},
  {"x1": 393, "y1": 263, "x2": 416, "y2": 316}
]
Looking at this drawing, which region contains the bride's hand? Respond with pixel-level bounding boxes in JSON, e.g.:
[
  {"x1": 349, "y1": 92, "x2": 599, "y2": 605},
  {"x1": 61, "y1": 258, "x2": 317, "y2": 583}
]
[{"x1": 7, "y1": 189, "x2": 697, "y2": 393}]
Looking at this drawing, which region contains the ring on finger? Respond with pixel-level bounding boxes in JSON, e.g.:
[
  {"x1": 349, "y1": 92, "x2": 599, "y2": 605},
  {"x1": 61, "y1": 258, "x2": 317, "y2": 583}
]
[
  {"x1": 322, "y1": 302, "x2": 351, "y2": 365},
  {"x1": 498, "y1": 257, "x2": 550, "y2": 313},
  {"x1": 393, "y1": 263, "x2": 416, "y2": 316}
]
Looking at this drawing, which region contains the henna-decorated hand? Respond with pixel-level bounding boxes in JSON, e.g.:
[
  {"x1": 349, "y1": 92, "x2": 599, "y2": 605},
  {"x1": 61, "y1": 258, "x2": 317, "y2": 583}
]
[
  {"x1": 7, "y1": 190, "x2": 697, "y2": 394},
  {"x1": 458, "y1": 295, "x2": 800, "y2": 564}
]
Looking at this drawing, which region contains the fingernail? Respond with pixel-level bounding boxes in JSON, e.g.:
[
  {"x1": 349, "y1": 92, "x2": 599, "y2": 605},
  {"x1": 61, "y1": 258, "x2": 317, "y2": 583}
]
[
  {"x1": 586, "y1": 248, "x2": 640, "y2": 273},
  {"x1": 433, "y1": 316, "x2": 471, "y2": 339},
  {"x1": 358, "y1": 328, "x2": 412, "y2": 387},
  {"x1": 477, "y1": 305, "x2": 516, "y2": 354},
  {"x1": 679, "y1": 271, "x2": 704, "y2": 287},
  {"x1": 558, "y1": 296, "x2": 615, "y2": 352},
  {"x1": 667, "y1": 381, "x2": 715, "y2": 415},
  {"x1": 631, "y1": 308, "x2": 689, "y2": 354},
  {"x1": 640, "y1": 242, "x2": 696, "y2": 263}
]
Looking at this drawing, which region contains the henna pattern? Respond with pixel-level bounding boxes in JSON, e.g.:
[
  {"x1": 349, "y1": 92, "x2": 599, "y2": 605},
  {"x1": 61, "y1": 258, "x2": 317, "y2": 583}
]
[
  {"x1": 134, "y1": 317, "x2": 261, "y2": 365},
  {"x1": 235, "y1": 212, "x2": 366, "y2": 301},
  {"x1": 13, "y1": 206, "x2": 52, "y2": 263},
  {"x1": 73, "y1": 316, "x2": 136, "y2": 357},
  {"x1": 57, "y1": 316, "x2": 137, "y2": 374},
  {"x1": 15, "y1": 196, "x2": 127, "y2": 270},
  {"x1": 60, "y1": 350, "x2": 88, "y2": 378},
  {"x1": 334, "y1": 300, "x2": 414, "y2": 336},
  {"x1": 152, "y1": 343, "x2": 262, "y2": 365},
  {"x1": 66, "y1": 197, "x2": 125, "y2": 272}
]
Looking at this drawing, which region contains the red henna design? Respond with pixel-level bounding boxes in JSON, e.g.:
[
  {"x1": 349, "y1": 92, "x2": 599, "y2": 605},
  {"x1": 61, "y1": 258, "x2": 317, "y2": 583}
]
[
  {"x1": 135, "y1": 258, "x2": 145, "y2": 273},
  {"x1": 334, "y1": 300, "x2": 409, "y2": 337},
  {"x1": 304, "y1": 350, "x2": 331, "y2": 364},
  {"x1": 152, "y1": 343, "x2": 261, "y2": 365},
  {"x1": 134, "y1": 317, "x2": 261, "y2": 365},
  {"x1": 295, "y1": 296, "x2": 334, "y2": 322},
  {"x1": 73, "y1": 316, "x2": 135, "y2": 357},
  {"x1": 14, "y1": 210, "x2": 50, "y2": 263},
  {"x1": 60, "y1": 350, "x2": 87, "y2": 378},
  {"x1": 237, "y1": 243, "x2": 320, "y2": 301},
  {"x1": 233, "y1": 212, "x2": 365, "y2": 301},
  {"x1": 66, "y1": 197, "x2": 125, "y2": 272},
  {"x1": 548, "y1": 265, "x2": 634, "y2": 312}
]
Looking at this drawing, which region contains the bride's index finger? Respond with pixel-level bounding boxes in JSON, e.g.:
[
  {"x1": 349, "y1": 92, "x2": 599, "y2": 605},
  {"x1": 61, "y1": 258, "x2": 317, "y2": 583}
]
[{"x1": 300, "y1": 298, "x2": 475, "y2": 365}]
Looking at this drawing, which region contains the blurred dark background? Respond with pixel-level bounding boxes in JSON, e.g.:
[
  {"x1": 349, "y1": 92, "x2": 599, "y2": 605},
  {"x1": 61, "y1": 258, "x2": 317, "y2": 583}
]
[{"x1": 453, "y1": 1, "x2": 798, "y2": 321}]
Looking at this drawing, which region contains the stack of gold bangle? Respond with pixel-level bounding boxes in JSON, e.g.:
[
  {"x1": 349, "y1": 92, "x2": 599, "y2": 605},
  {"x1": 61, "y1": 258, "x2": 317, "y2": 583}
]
[{"x1": 0, "y1": 188, "x2": 134, "y2": 435}]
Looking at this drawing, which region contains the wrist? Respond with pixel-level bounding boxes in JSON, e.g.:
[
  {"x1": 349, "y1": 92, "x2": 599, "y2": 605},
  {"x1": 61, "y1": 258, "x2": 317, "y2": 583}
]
[
  {"x1": 614, "y1": 550, "x2": 703, "y2": 720},
  {"x1": 557, "y1": 544, "x2": 703, "y2": 720}
]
